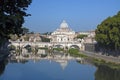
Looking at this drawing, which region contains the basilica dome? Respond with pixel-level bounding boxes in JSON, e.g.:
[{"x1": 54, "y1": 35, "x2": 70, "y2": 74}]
[
  {"x1": 51, "y1": 20, "x2": 75, "y2": 43},
  {"x1": 60, "y1": 20, "x2": 68, "y2": 28}
]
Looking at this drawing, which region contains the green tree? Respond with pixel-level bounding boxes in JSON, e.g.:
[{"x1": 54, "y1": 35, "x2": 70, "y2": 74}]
[
  {"x1": 22, "y1": 27, "x2": 29, "y2": 34},
  {"x1": 95, "y1": 11, "x2": 120, "y2": 52},
  {"x1": 0, "y1": 0, "x2": 32, "y2": 39},
  {"x1": 41, "y1": 36, "x2": 50, "y2": 42},
  {"x1": 0, "y1": 0, "x2": 32, "y2": 49},
  {"x1": 76, "y1": 34, "x2": 87, "y2": 39},
  {"x1": 95, "y1": 65, "x2": 120, "y2": 80}
]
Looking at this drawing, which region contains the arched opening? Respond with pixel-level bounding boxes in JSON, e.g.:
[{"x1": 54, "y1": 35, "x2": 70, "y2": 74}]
[
  {"x1": 70, "y1": 45, "x2": 79, "y2": 49},
  {"x1": 54, "y1": 45, "x2": 64, "y2": 48},
  {"x1": 53, "y1": 45, "x2": 64, "y2": 52},
  {"x1": 24, "y1": 44, "x2": 32, "y2": 53},
  {"x1": 24, "y1": 44, "x2": 31, "y2": 48}
]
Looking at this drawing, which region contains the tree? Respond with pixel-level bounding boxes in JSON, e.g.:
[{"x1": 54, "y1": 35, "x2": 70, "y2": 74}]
[
  {"x1": 22, "y1": 27, "x2": 29, "y2": 34},
  {"x1": 95, "y1": 11, "x2": 120, "y2": 52},
  {"x1": 42, "y1": 32, "x2": 52, "y2": 35},
  {"x1": 95, "y1": 65, "x2": 120, "y2": 80},
  {"x1": 9, "y1": 27, "x2": 29, "y2": 41},
  {"x1": 0, "y1": 0, "x2": 32, "y2": 40},
  {"x1": 76, "y1": 34, "x2": 87, "y2": 39},
  {"x1": 41, "y1": 36, "x2": 50, "y2": 42},
  {"x1": 0, "y1": 0, "x2": 32, "y2": 50}
]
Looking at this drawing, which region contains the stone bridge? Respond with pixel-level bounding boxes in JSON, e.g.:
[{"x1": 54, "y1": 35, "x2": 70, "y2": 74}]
[{"x1": 10, "y1": 41, "x2": 84, "y2": 50}]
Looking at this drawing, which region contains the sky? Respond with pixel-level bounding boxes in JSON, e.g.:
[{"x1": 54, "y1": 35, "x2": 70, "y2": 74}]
[{"x1": 23, "y1": 0, "x2": 120, "y2": 33}]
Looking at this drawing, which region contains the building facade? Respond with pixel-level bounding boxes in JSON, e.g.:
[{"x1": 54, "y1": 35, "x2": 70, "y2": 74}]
[
  {"x1": 19, "y1": 33, "x2": 41, "y2": 42},
  {"x1": 51, "y1": 20, "x2": 75, "y2": 43},
  {"x1": 10, "y1": 20, "x2": 85, "y2": 50}
]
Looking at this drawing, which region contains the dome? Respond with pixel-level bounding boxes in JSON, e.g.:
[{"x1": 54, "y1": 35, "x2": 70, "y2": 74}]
[{"x1": 60, "y1": 20, "x2": 69, "y2": 28}]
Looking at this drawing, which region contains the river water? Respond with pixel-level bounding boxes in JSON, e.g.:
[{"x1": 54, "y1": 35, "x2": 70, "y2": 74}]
[{"x1": 0, "y1": 50, "x2": 120, "y2": 80}]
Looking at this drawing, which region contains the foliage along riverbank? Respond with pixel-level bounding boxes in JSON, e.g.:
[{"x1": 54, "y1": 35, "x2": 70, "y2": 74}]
[
  {"x1": 82, "y1": 53, "x2": 120, "y2": 69},
  {"x1": 68, "y1": 48, "x2": 87, "y2": 58},
  {"x1": 66, "y1": 48, "x2": 120, "y2": 69},
  {"x1": 95, "y1": 11, "x2": 120, "y2": 55},
  {"x1": 92, "y1": 58, "x2": 120, "y2": 69},
  {"x1": 52, "y1": 48, "x2": 120, "y2": 68},
  {"x1": 52, "y1": 48, "x2": 87, "y2": 58}
]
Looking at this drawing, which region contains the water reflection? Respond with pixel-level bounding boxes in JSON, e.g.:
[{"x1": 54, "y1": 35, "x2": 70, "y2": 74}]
[
  {"x1": 0, "y1": 49, "x2": 120, "y2": 80},
  {"x1": 1, "y1": 49, "x2": 94, "y2": 80},
  {"x1": 95, "y1": 65, "x2": 120, "y2": 80},
  {"x1": 0, "y1": 60, "x2": 8, "y2": 76},
  {"x1": 9, "y1": 49, "x2": 83, "y2": 70}
]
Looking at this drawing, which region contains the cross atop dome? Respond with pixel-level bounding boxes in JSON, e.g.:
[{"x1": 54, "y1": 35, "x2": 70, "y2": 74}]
[{"x1": 60, "y1": 20, "x2": 69, "y2": 28}]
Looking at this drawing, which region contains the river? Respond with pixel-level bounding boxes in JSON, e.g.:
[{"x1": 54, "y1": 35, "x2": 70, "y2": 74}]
[{"x1": 0, "y1": 50, "x2": 120, "y2": 80}]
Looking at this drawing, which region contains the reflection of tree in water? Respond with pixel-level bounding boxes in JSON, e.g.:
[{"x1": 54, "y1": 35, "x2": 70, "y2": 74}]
[
  {"x1": 95, "y1": 65, "x2": 120, "y2": 80},
  {"x1": 0, "y1": 60, "x2": 8, "y2": 76},
  {"x1": 0, "y1": 59, "x2": 28, "y2": 76}
]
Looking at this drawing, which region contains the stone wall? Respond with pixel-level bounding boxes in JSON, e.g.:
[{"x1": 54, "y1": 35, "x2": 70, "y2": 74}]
[{"x1": 84, "y1": 43, "x2": 97, "y2": 52}]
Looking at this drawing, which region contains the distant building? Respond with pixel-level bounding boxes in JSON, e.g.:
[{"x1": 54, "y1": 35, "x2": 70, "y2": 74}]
[
  {"x1": 77, "y1": 30, "x2": 95, "y2": 37},
  {"x1": 77, "y1": 30, "x2": 96, "y2": 43},
  {"x1": 51, "y1": 20, "x2": 76, "y2": 43},
  {"x1": 84, "y1": 31, "x2": 96, "y2": 43},
  {"x1": 77, "y1": 31, "x2": 90, "y2": 35},
  {"x1": 18, "y1": 33, "x2": 41, "y2": 42},
  {"x1": 29, "y1": 33, "x2": 41, "y2": 42},
  {"x1": 10, "y1": 20, "x2": 96, "y2": 51}
]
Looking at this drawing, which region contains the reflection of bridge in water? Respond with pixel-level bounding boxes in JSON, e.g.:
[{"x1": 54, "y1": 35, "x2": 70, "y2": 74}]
[{"x1": 8, "y1": 51, "x2": 84, "y2": 70}]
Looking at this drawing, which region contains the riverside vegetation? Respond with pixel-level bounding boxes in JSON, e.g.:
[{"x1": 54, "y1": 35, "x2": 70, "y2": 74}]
[
  {"x1": 54, "y1": 48, "x2": 120, "y2": 69},
  {"x1": 95, "y1": 11, "x2": 120, "y2": 55}
]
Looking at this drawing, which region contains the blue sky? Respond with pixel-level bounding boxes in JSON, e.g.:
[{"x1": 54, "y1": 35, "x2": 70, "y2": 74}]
[{"x1": 24, "y1": 0, "x2": 120, "y2": 33}]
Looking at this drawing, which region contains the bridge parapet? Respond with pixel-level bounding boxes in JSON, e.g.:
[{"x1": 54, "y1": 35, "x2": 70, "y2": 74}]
[{"x1": 10, "y1": 41, "x2": 84, "y2": 50}]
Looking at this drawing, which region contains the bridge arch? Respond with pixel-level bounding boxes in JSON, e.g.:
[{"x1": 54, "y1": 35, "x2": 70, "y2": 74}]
[
  {"x1": 24, "y1": 44, "x2": 32, "y2": 48},
  {"x1": 22, "y1": 43, "x2": 32, "y2": 48},
  {"x1": 53, "y1": 44, "x2": 64, "y2": 48},
  {"x1": 69, "y1": 45, "x2": 80, "y2": 49}
]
